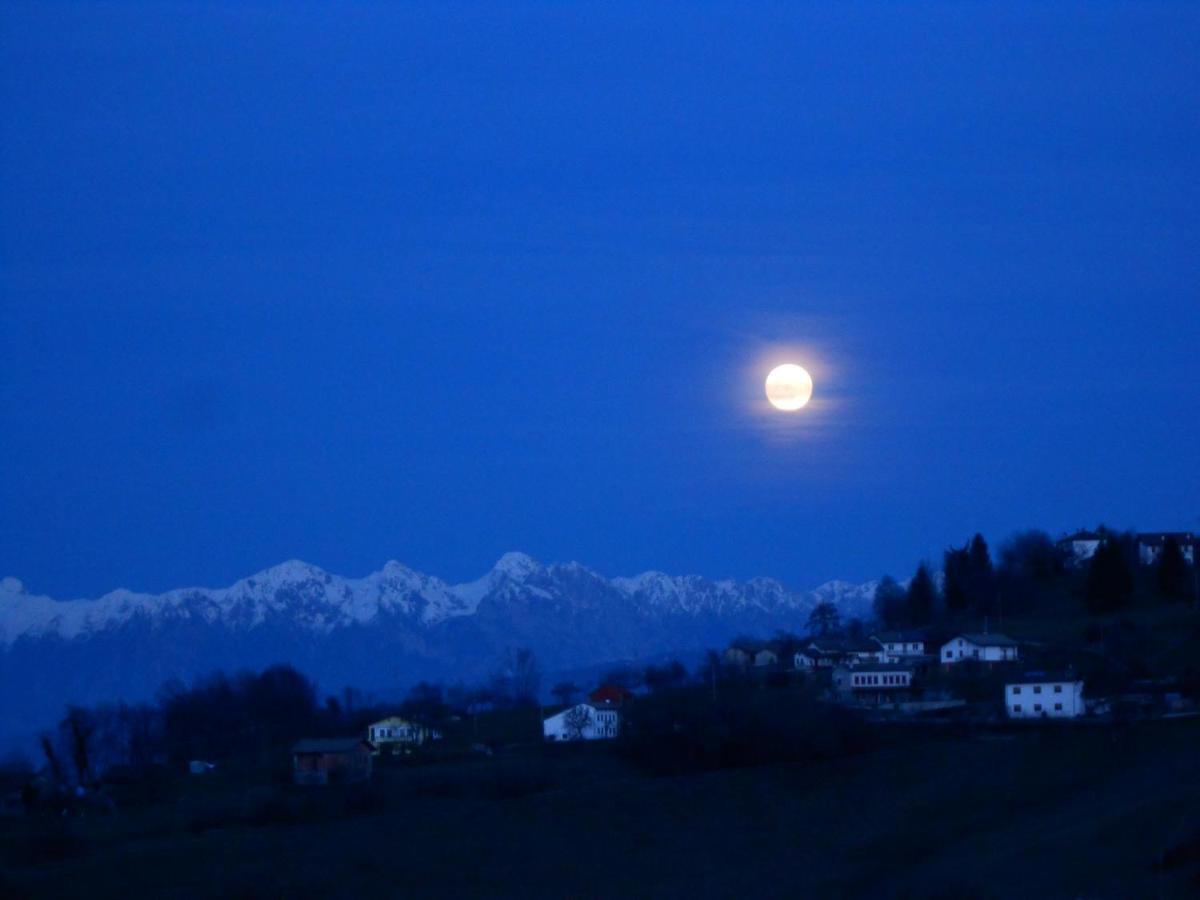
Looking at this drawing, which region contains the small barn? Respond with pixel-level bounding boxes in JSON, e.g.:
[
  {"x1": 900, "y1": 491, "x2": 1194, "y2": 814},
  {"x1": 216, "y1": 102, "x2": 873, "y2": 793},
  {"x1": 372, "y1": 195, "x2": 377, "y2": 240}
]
[{"x1": 290, "y1": 738, "x2": 374, "y2": 786}]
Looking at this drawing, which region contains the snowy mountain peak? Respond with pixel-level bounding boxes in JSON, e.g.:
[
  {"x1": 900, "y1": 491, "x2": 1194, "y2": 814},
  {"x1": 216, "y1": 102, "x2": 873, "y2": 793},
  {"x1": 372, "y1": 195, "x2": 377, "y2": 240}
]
[
  {"x1": 490, "y1": 551, "x2": 542, "y2": 581},
  {"x1": 0, "y1": 556, "x2": 879, "y2": 649}
]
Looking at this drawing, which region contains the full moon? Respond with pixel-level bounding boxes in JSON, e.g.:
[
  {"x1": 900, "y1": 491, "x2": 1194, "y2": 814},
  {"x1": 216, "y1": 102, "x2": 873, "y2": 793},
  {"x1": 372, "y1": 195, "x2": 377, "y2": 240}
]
[{"x1": 765, "y1": 363, "x2": 813, "y2": 411}]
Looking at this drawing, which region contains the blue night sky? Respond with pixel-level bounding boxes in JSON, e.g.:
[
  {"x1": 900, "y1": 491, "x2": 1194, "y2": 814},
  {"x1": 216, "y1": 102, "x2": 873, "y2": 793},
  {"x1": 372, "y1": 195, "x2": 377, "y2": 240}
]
[{"x1": 2, "y1": 3, "x2": 1198, "y2": 599}]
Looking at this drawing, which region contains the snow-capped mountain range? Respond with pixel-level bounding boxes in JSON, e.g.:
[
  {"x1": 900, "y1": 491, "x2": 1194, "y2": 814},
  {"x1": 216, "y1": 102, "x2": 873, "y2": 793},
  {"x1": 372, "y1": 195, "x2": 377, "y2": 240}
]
[{"x1": 0, "y1": 554, "x2": 877, "y2": 749}]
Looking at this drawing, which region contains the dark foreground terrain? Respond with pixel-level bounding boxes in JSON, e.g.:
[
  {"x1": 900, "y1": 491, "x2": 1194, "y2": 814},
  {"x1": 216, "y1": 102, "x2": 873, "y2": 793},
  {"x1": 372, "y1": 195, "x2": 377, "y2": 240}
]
[{"x1": 3, "y1": 717, "x2": 1199, "y2": 899}]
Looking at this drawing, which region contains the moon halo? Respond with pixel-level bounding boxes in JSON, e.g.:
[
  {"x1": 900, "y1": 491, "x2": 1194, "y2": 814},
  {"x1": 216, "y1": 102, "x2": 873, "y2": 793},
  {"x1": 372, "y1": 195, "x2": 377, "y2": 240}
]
[{"x1": 765, "y1": 363, "x2": 813, "y2": 411}]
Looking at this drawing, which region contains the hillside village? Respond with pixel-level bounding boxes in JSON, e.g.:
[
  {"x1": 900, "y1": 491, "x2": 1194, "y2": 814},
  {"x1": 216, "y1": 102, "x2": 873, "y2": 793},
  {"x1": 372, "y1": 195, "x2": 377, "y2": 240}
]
[
  {"x1": 4, "y1": 526, "x2": 1198, "y2": 797},
  {"x1": 279, "y1": 527, "x2": 1200, "y2": 782},
  {"x1": 3, "y1": 525, "x2": 1200, "y2": 895}
]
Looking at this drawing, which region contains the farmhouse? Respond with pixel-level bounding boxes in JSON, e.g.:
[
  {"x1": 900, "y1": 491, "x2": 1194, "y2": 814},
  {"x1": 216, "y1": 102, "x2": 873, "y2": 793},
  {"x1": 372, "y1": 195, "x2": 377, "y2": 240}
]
[
  {"x1": 543, "y1": 703, "x2": 619, "y2": 742},
  {"x1": 366, "y1": 716, "x2": 438, "y2": 752},
  {"x1": 1136, "y1": 532, "x2": 1196, "y2": 566},
  {"x1": 1006, "y1": 673, "x2": 1085, "y2": 719},
  {"x1": 940, "y1": 633, "x2": 1020, "y2": 666},
  {"x1": 831, "y1": 664, "x2": 915, "y2": 704},
  {"x1": 291, "y1": 738, "x2": 374, "y2": 786}
]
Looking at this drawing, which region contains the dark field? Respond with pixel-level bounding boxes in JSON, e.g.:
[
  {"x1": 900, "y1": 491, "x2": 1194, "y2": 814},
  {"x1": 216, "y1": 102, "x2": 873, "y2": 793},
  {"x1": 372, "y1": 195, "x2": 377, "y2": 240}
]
[{"x1": 3, "y1": 717, "x2": 1199, "y2": 899}]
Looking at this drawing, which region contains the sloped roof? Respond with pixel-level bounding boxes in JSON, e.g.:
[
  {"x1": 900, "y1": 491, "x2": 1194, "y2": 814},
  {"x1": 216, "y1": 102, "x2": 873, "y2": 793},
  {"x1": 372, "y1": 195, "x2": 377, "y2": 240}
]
[
  {"x1": 954, "y1": 633, "x2": 1019, "y2": 648},
  {"x1": 1008, "y1": 671, "x2": 1081, "y2": 685},
  {"x1": 872, "y1": 631, "x2": 926, "y2": 644},
  {"x1": 842, "y1": 662, "x2": 915, "y2": 674},
  {"x1": 368, "y1": 716, "x2": 416, "y2": 728}
]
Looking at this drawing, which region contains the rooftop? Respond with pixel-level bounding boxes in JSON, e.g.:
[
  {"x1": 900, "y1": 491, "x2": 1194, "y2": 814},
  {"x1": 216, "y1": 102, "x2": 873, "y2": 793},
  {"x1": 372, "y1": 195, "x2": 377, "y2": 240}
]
[{"x1": 955, "y1": 633, "x2": 1019, "y2": 647}]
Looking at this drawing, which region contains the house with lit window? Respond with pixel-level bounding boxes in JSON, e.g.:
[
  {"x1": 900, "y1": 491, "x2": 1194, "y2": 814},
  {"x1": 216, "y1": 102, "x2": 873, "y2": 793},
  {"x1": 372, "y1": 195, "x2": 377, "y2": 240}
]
[
  {"x1": 940, "y1": 633, "x2": 1020, "y2": 666},
  {"x1": 831, "y1": 663, "x2": 915, "y2": 704},
  {"x1": 366, "y1": 716, "x2": 439, "y2": 752},
  {"x1": 1005, "y1": 673, "x2": 1085, "y2": 719}
]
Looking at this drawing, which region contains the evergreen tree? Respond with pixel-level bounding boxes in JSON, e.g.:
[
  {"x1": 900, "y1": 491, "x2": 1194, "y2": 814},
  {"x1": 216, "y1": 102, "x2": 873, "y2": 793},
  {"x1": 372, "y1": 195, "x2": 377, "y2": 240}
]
[
  {"x1": 967, "y1": 532, "x2": 997, "y2": 613},
  {"x1": 905, "y1": 563, "x2": 937, "y2": 626},
  {"x1": 1155, "y1": 537, "x2": 1193, "y2": 602},
  {"x1": 806, "y1": 601, "x2": 841, "y2": 636},
  {"x1": 942, "y1": 544, "x2": 970, "y2": 615},
  {"x1": 1084, "y1": 538, "x2": 1135, "y2": 613},
  {"x1": 873, "y1": 576, "x2": 907, "y2": 628}
]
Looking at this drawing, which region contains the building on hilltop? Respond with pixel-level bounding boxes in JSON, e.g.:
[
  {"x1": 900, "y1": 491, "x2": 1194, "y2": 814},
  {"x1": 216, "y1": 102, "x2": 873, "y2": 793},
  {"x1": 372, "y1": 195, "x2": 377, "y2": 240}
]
[
  {"x1": 940, "y1": 633, "x2": 1020, "y2": 666},
  {"x1": 871, "y1": 631, "x2": 927, "y2": 659},
  {"x1": 831, "y1": 663, "x2": 915, "y2": 705},
  {"x1": 1005, "y1": 673, "x2": 1085, "y2": 719}
]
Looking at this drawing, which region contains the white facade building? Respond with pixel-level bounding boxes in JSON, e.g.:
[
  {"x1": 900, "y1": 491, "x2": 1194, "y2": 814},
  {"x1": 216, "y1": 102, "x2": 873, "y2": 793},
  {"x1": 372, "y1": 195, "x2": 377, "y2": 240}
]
[
  {"x1": 543, "y1": 703, "x2": 619, "y2": 742},
  {"x1": 1006, "y1": 675, "x2": 1085, "y2": 719},
  {"x1": 367, "y1": 716, "x2": 438, "y2": 750},
  {"x1": 940, "y1": 634, "x2": 1020, "y2": 665},
  {"x1": 871, "y1": 633, "x2": 926, "y2": 659},
  {"x1": 831, "y1": 664, "x2": 915, "y2": 704}
]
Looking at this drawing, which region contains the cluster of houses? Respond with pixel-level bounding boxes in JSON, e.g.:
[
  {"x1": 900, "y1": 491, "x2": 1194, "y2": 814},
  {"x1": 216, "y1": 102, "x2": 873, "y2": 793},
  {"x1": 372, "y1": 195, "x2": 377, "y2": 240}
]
[
  {"x1": 287, "y1": 626, "x2": 1113, "y2": 781},
  {"x1": 287, "y1": 532, "x2": 1200, "y2": 781},
  {"x1": 723, "y1": 629, "x2": 1094, "y2": 720}
]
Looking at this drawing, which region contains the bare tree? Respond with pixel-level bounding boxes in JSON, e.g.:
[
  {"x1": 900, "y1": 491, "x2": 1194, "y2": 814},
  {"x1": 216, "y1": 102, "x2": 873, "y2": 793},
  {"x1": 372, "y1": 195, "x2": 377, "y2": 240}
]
[
  {"x1": 62, "y1": 706, "x2": 98, "y2": 788},
  {"x1": 562, "y1": 705, "x2": 593, "y2": 741},
  {"x1": 40, "y1": 732, "x2": 65, "y2": 786}
]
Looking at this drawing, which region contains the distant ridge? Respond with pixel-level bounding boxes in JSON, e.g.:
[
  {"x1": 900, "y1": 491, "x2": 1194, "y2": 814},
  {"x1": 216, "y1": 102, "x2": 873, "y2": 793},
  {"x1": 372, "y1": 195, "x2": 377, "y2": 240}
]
[{"x1": 0, "y1": 555, "x2": 877, "y2": 750}]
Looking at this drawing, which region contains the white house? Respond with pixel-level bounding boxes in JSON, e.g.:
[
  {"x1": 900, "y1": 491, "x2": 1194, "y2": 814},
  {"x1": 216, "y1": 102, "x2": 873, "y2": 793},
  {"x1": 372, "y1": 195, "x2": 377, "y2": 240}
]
[
  {"x1": 871, "y1": 632, "x2": 926, "y2": 659},
  {"x1": 1136, "y1": 532, "x2": 1196, "y2": 567},
  {"x1": 831, "y1": 664, "x2": 915, "y2": 703},
  {"x1": 543, "y1": 703, "x2": 619, "y2": 742},
  {"x1": 1006, "y1": 674, "x2": 1085, "y2": 719},
  {"x1": 1057, "y1": 530, "x2": 1103, "y2": 567},
  {"x1": 940, "y1": 633, "x2": 1020, "y2": 665},
  {"x1": 366, "y1": 716, "x2": 438, "y2": 751}
]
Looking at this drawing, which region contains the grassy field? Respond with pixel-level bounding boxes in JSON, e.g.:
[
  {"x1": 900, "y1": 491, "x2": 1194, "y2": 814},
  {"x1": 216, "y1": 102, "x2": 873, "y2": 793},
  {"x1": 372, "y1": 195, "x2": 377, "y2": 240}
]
[{"x1": 3, "y1": 716, "x2": 1199, "y2": 899}]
